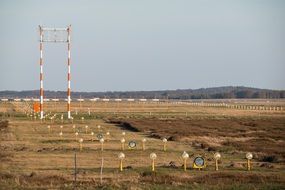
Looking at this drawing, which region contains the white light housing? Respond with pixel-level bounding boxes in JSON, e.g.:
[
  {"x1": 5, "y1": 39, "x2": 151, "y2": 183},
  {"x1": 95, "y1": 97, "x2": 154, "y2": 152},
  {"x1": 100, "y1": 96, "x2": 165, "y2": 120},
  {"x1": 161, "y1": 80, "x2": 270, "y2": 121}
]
[
  {"x1": 214, "y1": 152, "x2": 221, "y2": 160},
  {"x1": 182, "y1": 151, "x2": 189, "y2": 159},
  {"x1": 118, "y1": 152, "x2": 125, "y2": 160},
  {"x1": 246, "y1": 152, "x2": 253, "y2": 160},
  {"x1": 150, "y1": 153, "x2": 157, "y2": 160}
]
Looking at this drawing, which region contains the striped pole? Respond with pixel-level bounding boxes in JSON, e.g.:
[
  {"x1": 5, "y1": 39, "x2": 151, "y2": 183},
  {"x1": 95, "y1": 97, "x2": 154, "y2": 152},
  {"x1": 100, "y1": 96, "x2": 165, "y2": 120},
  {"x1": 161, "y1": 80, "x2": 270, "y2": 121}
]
[
  {"x1": 39, "y1": 26, "x2": 44, "y2": 119},
  {"x1": 67, "y1": 25, "x2": 71, "y2": 119}
]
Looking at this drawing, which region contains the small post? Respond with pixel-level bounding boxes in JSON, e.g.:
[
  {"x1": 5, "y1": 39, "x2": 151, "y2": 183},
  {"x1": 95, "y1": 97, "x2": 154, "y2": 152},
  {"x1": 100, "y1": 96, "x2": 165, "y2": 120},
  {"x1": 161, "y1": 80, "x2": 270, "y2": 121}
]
[
  {"x1": 214, "y1": 152, "x2": 221, "y2": 171},
  {"x1": 85, "y1": 125, "x2": 88, "y2": 134},
  {"x1": 79, "y1": 138, "x2": 83, "y2": 151},
  {"x1": 246, "y1": 152, "x2": 253, "y2": 171},
  {"x1": 74, "y1": 152, "x2": 77, "y2": 187},
  {"x1": 182, "y1": 151, "x2": 189, "y2": 171},
  {"x1": 100, "y1": 157, "x2": 103, "y2": 185},
  {"x1": 150, "y1": 153, "x2": 157, "y2": 172},
  {"x1": 118, "y1": 152, "x2": 125, "y2": 172},
  {"x1": 142, "y1": 138, "x2": 146, "y2": 151},
  {"x1": 100, "y1": 138, "x2": 105, "y2": 151},
  {"x1": 47, "y1": 125, "x2": 51, "y2": 133},
  {"x1": 121, "y1": 138, "x2": 125, "y2": 151},
  {"x1": 162, "y1": 138, "x2": 167, "y2": 151}
]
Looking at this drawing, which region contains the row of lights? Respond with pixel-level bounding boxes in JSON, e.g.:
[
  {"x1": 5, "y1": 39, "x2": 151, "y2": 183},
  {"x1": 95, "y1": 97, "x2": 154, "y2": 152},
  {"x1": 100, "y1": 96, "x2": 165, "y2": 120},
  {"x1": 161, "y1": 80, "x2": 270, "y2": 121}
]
[
  {"x1": 51, "y1": 125, "x2": 164, "y2": 152},
  {"x1": 117, "y1": 151, "x2": 253, "y2": 172},
  {"x1": 47, "y1": 125, "x2": 254, "y2": 171}
]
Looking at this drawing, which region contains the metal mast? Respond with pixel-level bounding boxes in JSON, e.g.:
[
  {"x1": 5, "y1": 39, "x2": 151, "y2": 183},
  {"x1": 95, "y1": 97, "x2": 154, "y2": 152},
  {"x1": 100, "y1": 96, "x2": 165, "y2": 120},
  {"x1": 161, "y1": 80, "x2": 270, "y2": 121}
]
[{"x1": 38, "y1": 25, "x2": 72, "y2": 119}]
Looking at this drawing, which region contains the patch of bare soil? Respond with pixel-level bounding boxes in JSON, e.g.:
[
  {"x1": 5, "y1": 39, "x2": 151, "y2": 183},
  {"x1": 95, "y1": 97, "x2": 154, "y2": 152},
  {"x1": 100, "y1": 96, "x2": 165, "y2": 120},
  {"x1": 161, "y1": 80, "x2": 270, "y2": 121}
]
[{"x1": 108, "y1": 117, "x2": 285, "y2": 162}]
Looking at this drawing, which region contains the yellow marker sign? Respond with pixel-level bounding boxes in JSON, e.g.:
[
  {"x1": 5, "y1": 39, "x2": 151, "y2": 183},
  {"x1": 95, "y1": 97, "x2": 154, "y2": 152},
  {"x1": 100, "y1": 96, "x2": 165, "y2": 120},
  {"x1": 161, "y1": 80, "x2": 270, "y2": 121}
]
[{"x1": 193, "y1": 156, "x2": 206, "y2": 170}]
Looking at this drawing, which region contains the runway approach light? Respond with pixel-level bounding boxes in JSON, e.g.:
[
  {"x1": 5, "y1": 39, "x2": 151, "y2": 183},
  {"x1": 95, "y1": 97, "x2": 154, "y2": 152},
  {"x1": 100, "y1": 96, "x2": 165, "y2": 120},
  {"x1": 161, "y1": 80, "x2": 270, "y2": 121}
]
[
  {"x1": 150, "y1": 153, "x2": 157, "y2": 172},
  {"x1": 142, "y1": 138, "x2": 146, "y2": 150},
  {"x1": 118, "y1": 152, "x2": 125, "y2": 171},
  {"x1": 181, "y1": 151, "x2": 189, "y2": 171},
  {"x1": 121, "y1": 138, "x2": 126, "y2": 150},
  {"x1": 246, "y1": 152, "x2": 253, "y2": 171},
  {"x1": 193, "y1": 156, "x2": 206, "y2": 170},
  {"x1": 100, "y1": 138, "x2": 105, "y2": 151},
  {"x1": 79, "y1": 138, "x2": 83, "y2": 151},
  {"x1": 162, "y1": 138, "x2": 167, "y2": 151},
  {"x1": 214, "y1": 152, "x2": 221, "y2": 171}
]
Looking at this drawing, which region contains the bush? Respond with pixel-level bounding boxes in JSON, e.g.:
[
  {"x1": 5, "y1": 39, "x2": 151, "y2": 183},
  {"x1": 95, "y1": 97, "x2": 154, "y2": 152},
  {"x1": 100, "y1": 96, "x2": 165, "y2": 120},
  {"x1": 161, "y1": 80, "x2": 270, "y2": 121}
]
[
  {"x1": 0, "y1": 120, "x2": 9, "y2": 131},
  {"x1": 260, "y1": 155, "x2": 279, "y2": 163}
]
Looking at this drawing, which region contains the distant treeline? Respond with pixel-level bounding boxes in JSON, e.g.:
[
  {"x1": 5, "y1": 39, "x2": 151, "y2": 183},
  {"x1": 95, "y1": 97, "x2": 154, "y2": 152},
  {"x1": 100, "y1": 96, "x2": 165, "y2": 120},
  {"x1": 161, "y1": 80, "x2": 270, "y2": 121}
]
[{"x1": 0, "y1": 86, "x2": 284, "y2": 99}]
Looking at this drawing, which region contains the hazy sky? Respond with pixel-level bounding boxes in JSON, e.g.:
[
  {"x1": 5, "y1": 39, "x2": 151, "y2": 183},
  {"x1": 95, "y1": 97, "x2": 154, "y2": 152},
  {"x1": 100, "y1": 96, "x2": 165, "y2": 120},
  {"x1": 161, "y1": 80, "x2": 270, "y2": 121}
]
[{"x1": 0, "y1": 0, "x2": 284, "y2": 91}]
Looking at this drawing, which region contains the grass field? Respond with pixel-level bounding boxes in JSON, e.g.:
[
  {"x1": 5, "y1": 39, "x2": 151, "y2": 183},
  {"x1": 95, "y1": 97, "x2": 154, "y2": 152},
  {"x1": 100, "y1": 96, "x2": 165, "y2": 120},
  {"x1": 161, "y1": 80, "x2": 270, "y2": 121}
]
[{"x1": 0, "y1": 100, "x2": 285, "y2": 189}]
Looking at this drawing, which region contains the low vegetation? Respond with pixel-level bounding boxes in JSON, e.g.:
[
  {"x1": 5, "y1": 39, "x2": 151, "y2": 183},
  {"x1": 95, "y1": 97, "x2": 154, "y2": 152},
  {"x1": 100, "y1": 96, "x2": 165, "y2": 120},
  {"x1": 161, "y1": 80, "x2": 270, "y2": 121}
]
[{"x1": 0, "y1": 101, "x2": 284, "y2": 189}]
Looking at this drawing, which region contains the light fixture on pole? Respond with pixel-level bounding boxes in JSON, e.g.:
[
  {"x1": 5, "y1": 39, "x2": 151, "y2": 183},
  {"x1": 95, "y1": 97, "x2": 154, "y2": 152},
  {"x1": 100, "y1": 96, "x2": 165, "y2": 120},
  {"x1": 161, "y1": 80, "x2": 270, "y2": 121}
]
[
  {"x1": 181, "y1": 151, "x2": 189, "y2": 171},
  {"x1": 150, "y1": 153, "x2": 157, "y2": 172},
  {"x1": 214, "y1": 152, "x2": 221, "y2": 171},
  {"x1": 121, "y1": 138, "x2": 125, "y2": 151},
  {"x1": 100, "y1": 138, "x2": 105, "y2": 151},
  {"x1": 142, "y1": 138, "x2": 146, "y2": 151},
  {"x1": 162, "y1": 138, "x2": 167, "y2": 151},
  {"x1": 246, "y1": 152, "x2": 253, "y2": 171},
  {"x1": 118, "y1": 152, "x2": 125, "y2": 172},
  {"x1": 79, "y1": 138, "x2": 83, "y2": 151}
]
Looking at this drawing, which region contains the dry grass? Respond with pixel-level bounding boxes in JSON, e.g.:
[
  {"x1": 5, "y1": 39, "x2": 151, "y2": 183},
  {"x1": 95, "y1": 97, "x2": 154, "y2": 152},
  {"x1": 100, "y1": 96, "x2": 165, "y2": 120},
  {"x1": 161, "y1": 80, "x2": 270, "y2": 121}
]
[
  {"x1": 0, "y1": 101, "x2": 285, "y2": 189},
  {"x1": 109, "y1": 116, "x2": 285, "y2": 162}
]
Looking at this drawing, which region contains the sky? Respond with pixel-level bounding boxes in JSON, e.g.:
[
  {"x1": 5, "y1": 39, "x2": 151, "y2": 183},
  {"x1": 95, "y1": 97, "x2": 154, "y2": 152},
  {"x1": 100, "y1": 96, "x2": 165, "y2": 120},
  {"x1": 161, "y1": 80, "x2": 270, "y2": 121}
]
[{"x1": 0, "y1": 0, "x2": 284, "y2": 91}]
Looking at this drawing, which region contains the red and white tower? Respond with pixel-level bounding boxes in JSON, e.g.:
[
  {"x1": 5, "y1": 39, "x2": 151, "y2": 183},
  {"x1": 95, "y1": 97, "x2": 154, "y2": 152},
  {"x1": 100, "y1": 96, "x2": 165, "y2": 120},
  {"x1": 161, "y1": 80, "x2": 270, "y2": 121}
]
[
  {"x1": 67, "y1": 26, "x2": 71, "y2": 119},
  {"x1": 39, "y1": 25, "x2": 72, "y2": 119}
]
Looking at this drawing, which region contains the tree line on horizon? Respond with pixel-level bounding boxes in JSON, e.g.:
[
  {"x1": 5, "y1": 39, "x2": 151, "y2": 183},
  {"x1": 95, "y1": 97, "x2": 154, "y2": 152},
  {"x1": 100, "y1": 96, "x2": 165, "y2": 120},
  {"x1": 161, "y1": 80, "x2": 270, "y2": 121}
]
[{"x1": 0, "y1": 86, "x2": 284, "y2": 99}]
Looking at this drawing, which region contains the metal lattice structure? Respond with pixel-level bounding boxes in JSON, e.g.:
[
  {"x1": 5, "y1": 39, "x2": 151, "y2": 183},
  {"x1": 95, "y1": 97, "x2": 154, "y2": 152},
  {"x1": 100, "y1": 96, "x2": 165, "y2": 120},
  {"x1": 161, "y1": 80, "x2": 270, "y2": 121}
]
[{"x1": 39, "y1": 25, "x2": 72, "y2": 119}]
